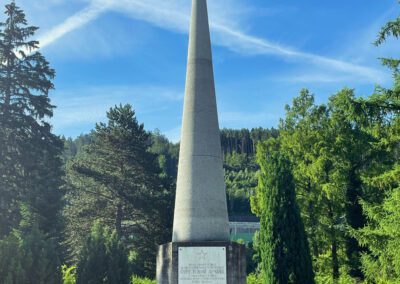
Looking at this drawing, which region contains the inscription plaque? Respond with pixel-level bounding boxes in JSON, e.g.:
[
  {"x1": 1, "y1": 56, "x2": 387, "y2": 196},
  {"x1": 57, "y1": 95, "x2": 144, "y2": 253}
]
[{"x1": 178, "y1": 247, "x2": 227, "y2": 284}]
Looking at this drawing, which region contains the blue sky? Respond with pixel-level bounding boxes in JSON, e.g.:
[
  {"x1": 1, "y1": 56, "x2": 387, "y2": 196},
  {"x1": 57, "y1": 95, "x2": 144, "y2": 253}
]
[{"x1": 10, "y1": 0, "x2": 400, "y2": 141}]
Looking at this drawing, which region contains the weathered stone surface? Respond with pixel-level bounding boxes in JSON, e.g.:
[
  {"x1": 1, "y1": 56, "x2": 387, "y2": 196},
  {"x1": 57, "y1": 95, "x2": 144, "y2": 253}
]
[
  {"x1": 156, "y1": 242, "x2": 246, "y2": 284},
  {"x1": 172, "y1": 0, "x2": 229, "y2": 243}
]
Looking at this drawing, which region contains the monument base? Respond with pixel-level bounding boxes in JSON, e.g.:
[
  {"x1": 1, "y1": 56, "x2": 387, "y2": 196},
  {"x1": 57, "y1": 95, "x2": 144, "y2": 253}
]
[{"x1": 156, "y1": 242, "x2": 246, "y2": 284}]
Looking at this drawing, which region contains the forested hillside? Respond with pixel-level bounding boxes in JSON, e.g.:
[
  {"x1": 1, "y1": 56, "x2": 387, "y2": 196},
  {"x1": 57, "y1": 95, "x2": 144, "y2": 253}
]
[{"x1": 63, "y1": 128, "x2": 276, "y2": 217}]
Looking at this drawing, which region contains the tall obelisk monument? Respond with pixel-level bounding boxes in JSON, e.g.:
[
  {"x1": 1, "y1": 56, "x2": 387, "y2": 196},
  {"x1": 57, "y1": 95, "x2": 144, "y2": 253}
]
[
  {"x1": 172, "y1": 0, "x2": 229, "y2": 243},
  {"x1": 157, "y1": 0, "x2": 246, "y2": 282}
]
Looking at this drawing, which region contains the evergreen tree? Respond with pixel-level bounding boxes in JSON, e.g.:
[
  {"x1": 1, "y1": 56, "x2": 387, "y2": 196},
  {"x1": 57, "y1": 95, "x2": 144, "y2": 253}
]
[
  {"x1": 354, "y1": 165, "x2": 400, "y2": 282},
  {"x1": 220, "y1": 128, "x2": 278, "y2": 156},
  {"x1": 0, "y1": 225, "x2": 61, "y2": 284},
  {"x1": 149, "y1": 130, "x2": 179, "y2": 180},
  {"x1": 278, "y1": 90, "x2": 329, "y2": 271},
  {"x1": 352, "y1": 9, "x2": 400, "y2": 281},
  {"x1": 252, "y1": 139, "x2": 314, "y2": 284},
  {"x1": 0, "y1": 1, "x2": 64, "y2": 247},
  {"x1": 374, "y1": 7, "x2": 400, "y2": 73},
  {"x1": 277, "y1": 88, "x2": 379, "y2": 281},
  {"x1": 76, "y1": 222, "x2": 130, "y2": 284},
  {"x1": 65, "y1": 104, "x2": 172, "y2": 277},
  {"x1": 0, "y1": 233, "x2": 25, "y2": 284},
  {"x1": 106, "y1": 230, "x2": 131, "y2": 284}
]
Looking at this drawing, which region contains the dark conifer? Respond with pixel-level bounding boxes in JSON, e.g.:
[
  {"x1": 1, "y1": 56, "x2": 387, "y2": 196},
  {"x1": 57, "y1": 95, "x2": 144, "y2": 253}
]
[
  {"x1": 0, "y1": 225, "x2": 61, "y2": 283},
  {"x1": 66, "y1": 104, "x2": 172, "y2": 277},
  {"x1": 0, "y1": 1, "x2": 64, "y2": 257},
  {"x1": 76, "y1": 223, "x2": 130, "y2": 284},
  {"x1": 253, "y1": 139, "x2": 315, "y2": 284}
]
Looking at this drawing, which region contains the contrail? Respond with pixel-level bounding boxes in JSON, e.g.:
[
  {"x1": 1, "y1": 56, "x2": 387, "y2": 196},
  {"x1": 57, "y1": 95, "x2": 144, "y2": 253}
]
[
  {"x1": 35, "y1": 0, "x2": 385, "y2": 82},
  {"x1": 37, "y1": 1, "x2": 111, "y2": 49},
  {"x1": 212, "y1": 23, "x2": 383, "y2": 82}
]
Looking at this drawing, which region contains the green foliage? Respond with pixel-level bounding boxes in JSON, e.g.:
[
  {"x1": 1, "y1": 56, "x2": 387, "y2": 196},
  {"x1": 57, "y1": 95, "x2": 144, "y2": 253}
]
[
  {"x1": 225, "y1": 165, "x2": 258, "y2": 216},
  {"x1": 315, "y1": 269, "x2": 356, "y2": 284},
  {"x1": 0, "y1": 233, "x2": 25, "y2": 284},
  {"x1": 245, "y1": 242, "x2": 258, "y2": 274},
  {"x1": 247, "y1": 273, "x2": 264, "y2": 284},
  {"x1": 252, "y1": 139, "x2": 315, "y2": 283},
  {"x1": 65, "y1": 104, "x2": 172, "y2": 277},
  {"x1": 353, "y1": 165, "x2": 400, "y2": 283},
  {"x1": 220, "y1": 127, "x2": 279, "y2": 156},
  {"x1": 149, "y1": 129, "x2": 179, "y2": 180},
  {"x1": 131, "y1": 276, "x2": 156, "y2": 284},
  {"x1": 62, "y1": 134, "x2": 93, "y2": 162},
  {"x1": 0, "y1": 1, "x2": 64, "y2": 259},
  {"x1": 350, "y1": 10, "x2": 400, "y2": 283},
  {"x1": 0, "y1": 226, "x2": 61, "y2": 284},
  {"x1": 76, "y1": 222, "x2": 130, "y2": 284},
  {"x1": 62, "y1": 265, "x2": 76, "y2": 284},
  {"x1": 278, "y1": 90, "x2": 334, "y2": 274},
  {"x1": 223, "y1": 144, "x2": 260, "y2": 216},
  {"x1": 374, "y1": 11, "x2": 400, "y2": 72},
  {"x1": 375, "y1": 16, "x2": 400, "y2": 46},
  {"x1": 274, "y1": 87, "x2": 386, "y2": 280}
]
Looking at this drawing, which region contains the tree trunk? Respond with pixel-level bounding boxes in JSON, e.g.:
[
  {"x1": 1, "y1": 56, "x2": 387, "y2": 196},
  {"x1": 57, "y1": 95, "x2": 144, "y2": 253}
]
[
  {"x1": 309, "y1": 201, "x2": 319, "y2": 257},
  {"x1": 115, "y1": 202, "x2": 122, "y2": 236},
  {"x1": 345, "y1": 168, "x2": 366, "y2": 279},
  {"x1": 305, "y1": 179, "x2": 319, "y2": 257},
  {"x1": 328, "y1": 201, "x2": 339, "y2": 280}
]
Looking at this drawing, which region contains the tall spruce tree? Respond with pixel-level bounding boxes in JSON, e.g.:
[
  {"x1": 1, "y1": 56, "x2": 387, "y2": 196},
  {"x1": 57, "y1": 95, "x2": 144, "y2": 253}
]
[
  {"x1": 352, "y1": 6, "x2": 400, "y2": 282},
  {"x1": 251, "y1": 139, "x2": 314, "y2": 284},
  {"x1": 0, "y1": 1, "x2": 64, "y2": 249}
]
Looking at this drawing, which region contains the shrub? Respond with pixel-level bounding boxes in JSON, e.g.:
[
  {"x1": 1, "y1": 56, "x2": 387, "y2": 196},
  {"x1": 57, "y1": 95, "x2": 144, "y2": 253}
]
[
  {"x1": 247, "y1": 273, "x2": 264, "y2": 284},
  {"x1": 0, "y1": 226, "x2": 61, "y2": 284},
  {"x1": 62, "y1": 265, "x2": 76, "y2": 284},
  {"x1": 131, "y1": 276, "x2": 156, "y2": 284},
  {"x1": 76, "y1": 222, "x2": 130, "y2": 284}
]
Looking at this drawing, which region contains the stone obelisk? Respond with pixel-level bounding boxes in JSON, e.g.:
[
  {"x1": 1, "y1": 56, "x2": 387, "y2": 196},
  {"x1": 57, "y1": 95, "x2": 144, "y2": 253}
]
[
  {"x1": 172, "y1": 0, "x2": 229, "y2": 243},
  {"x1": 156, "y1": 0, "x2": 246, "y2": 283}
]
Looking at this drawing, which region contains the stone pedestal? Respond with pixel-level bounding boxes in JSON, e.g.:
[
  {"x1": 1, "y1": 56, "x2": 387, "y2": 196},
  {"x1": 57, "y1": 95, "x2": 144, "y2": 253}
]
[{"x1": 156, "y1": 242, "x2": 246, "y2": 284}]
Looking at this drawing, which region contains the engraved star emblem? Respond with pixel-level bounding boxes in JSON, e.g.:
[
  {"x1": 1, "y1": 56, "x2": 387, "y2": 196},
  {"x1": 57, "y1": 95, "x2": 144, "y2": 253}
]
[{"x1": 198, "y1": 250, "x2": 208, "y2": 261}]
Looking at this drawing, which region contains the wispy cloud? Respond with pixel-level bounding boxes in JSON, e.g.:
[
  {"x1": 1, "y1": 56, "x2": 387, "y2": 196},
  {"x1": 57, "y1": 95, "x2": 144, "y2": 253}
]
[
  {"x1": 38, "y1": 1, "x2": 111, "y2": 49},
  {"x1": 212, "y1": 23, "x2": 385, "y2": 83},
  {"x1": 277, "y1": 73, "x2": 354, "y2": 84},
  {"x1": 36, "y1": 0, "x2": 386, "y2": 82},
  {"x1": 51, "y1": 84, "x2": 183, "y2": 133}
]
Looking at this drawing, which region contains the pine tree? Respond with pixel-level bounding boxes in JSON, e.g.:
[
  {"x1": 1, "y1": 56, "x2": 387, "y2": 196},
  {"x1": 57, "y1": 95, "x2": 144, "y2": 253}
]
[
  {"x1": 0, "y1": 1, "x2": 64, "y2": 246},
  {"x1": 65, "y1": 104, "x2": 172, "y2": 277},
  {"x1": 252, "y1": 139, "x2": 314, "y2": 284}
]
